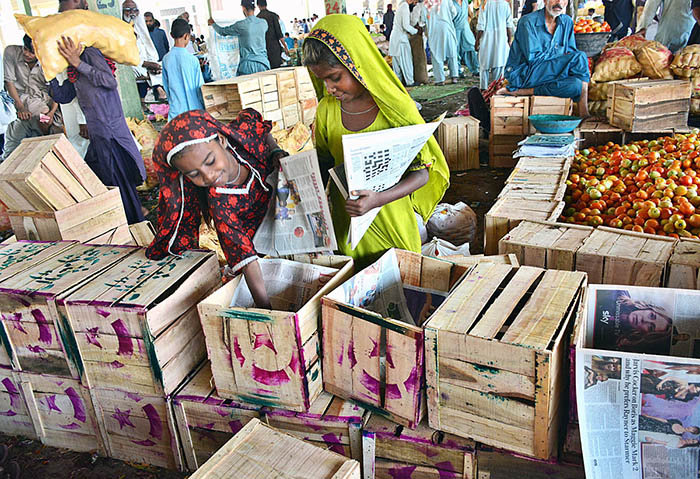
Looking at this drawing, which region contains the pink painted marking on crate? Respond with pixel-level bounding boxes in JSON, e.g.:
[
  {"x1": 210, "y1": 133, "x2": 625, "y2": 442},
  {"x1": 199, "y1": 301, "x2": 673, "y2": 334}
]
[
  {"x1": 108, "y1": 361, "x2": 124, "y2": 369},
  {"x1": 110, "y1": 319, "x2": 133, "y2": 357},
  {"x1": 288, "y1": 350, "x2": 300, "y2": 375},
  {"x1": 232, "y1": 336, "x2": 245, "y2": 367},
  {"x1": 337, "y1": 344, "x2": 344, "y2": 366},
  {"x1": 132, "y1": 439, "x2": 156, "y2": 447},
  {"x1": 435, "y1": 462, "x2": 457, "y2": 479},
  {"x1": 0, "y1": 410, "x2": 16, "y2": 417},
  {"x1": 368, "y1": 338, "x2": 394, "y2": 367},
  {"x1": 58, "y1": 422, "x2": 81, "y2": 430},
  {"x1": 252, "y1": 364, "x2": 289, "y2": 386},
  {"x1": 388, "y1": 465, "x2": 417, "y2": 478},
  {"x1": 360, "y1": 370, "x2": 402, "y2": 400},
  {"x1": 143, "y1": 403, "x2": 163, "y2": 440},
  {"x1": 321, "y1": 433, "x2": 345, "y2": 455},
  {"x1": 253, "y1": 332, "x2": 277, "y2": 353},
  {"x1": 95, "y1": 308, "x2": 111, "y2": 318},
  {"x1": 1, "y1": 379, "x2": 19, "y2": 408},
  {"x1": 43, "y1": 395, "x2": 61, "y2": 413},
  {"x1": 347, "y1": 340, "x2": 357, "y2": 368},
  {"x1": 124, "y1": 391, "x2": 142, "y2": 402},
  {"x1": 27, "y1": 345, "x2": 46, "y2": 354},
  {"x1": 229, "y1": 419, "x2": 243, "y2": 433},
  {"x1": 404, "y1": 367, "x2": 419, "y2": 393},
  {"x1": 84, "y1": 327, "x2": 102, "y2": 349},
  {"x1": 65, "y1": 387, "x2": 86, "y2": 422},
  {"x1": 112, "y1": 408, "x2": 134, "y2": 429},
  {"x1": 3, "y1": 313, "x2": 26, "y2": 334},
  {"x1": 31, "y1": 310, "x2": 52, "y2": 345}
]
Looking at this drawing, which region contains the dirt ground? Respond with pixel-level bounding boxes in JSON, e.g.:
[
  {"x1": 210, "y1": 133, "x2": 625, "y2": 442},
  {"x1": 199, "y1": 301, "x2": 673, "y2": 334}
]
[{"x1": 3, "y1": 76, "x2": 508, "y2": 477}]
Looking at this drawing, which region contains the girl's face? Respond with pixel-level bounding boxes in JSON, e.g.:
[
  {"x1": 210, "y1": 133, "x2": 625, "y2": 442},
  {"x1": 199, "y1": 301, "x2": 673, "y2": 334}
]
[
  {"x1": 171, "y1": 134, "x2": 234, "y2": 188},
  {"x1": 308, "y1": 62, "x2": 367, "y2": 103}
]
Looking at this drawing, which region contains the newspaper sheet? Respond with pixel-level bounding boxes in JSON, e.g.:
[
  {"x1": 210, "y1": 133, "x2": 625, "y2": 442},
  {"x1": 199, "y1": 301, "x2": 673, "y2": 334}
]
[
  {"x1": 340, "y1": 113, "x2": 446, "y2": 250},
  {"x1": 326, "y1": 249, "x2": 415, "y2": 325},
  {"x1": 253, "y1": 149, "x2": 337, "y2": 256},
  {"x1": 577, "y1": 284, "x2": 700, "y2": 479},
  {"x1": 230, "y1": 258, "x2": 338, "y2": 311}
]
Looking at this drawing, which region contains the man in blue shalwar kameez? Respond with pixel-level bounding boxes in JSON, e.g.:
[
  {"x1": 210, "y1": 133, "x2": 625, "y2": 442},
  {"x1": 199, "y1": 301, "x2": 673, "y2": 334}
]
[{"x1": 499, "y1": 0, "x2": 590, "y2": 117}]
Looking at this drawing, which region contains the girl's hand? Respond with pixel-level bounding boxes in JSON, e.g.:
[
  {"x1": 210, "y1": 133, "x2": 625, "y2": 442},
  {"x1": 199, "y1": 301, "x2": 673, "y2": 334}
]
[
  {"x1": 346, "y1": 190, "x2": 380, "y2": 216},
  {"x1": 57, "y1": 36, "x2": 82, "y2": 68}
]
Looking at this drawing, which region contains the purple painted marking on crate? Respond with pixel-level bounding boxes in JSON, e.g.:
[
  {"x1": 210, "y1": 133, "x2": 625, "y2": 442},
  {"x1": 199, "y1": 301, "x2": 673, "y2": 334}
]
[
  {"x1": 347, "y1": 340, "x2": 357, "y2": 368},
  {"x1": 369, "y1": 338, "x2": 378, "y2": 358},
  {"x1": 3, "y1": 313, "x2": 26, "y2": 334},
  {"x1": 143, "y1": 403, "x2": 163, "y2": 440},
  {"x1": 435, "y1": 462, "x2": 457, "y2": 479},
  {"x1": 232, "y1": 336, "x2": 245, "y2": 367},
  {"x1": 388, "y1": 465, "x2": 417, "y2": 478},
  {"x1": 124, "y1": 391, "x2": 142, "y2": 402},
  {"x1": 304, "y1": 420, "x2": 322, "y2": 431},
  {"x1": 360, "y1": 370, "x2": 380, "y2": 395},
  {"x1": 65, "y1": 387, "x2": 86, "y2": 423},
  {"x1": 252, "y1": 364, "x2": 290, "y2": 386},
  {"x1": 111, "y1": 319, "x2": 133, "y2": 357},
  {"x1": 214, "y1": 407, "x2": 230, "y2": 417},
  {"x1": 132, "y1": 439, "x2": 156, "y2": 447},
  {"x1": 96, "y1": 309, "x2": 111, "y2": 318},
  {"x1": 253, "y1": 332, "x2": 277, "y2": 354},
  {"x1": 386, "y1": 384, "x2": 401, "y2": 399},
  {"x1": 31, "y1": 310, "x2": 52, "y2": 345},
  {"x1": 404, "y1": 367, "x2": 419, "y2": 393},
  {"x1": 199, "y1": 422, "x2": 215, "y2": 430},
  {"x1": 0, "y1": 410, "x2": 16, "y2": 416},
  {"x1": 337, "y1": 344, "x2": 344, "y2": 366},
  {"x1": 84, "y1": 327, "x2": 102, "y2": 349},
  {"x1": 2, "y1": 379, "x2": 18, "y2": 408},
  {"x1": 229, "y1": 420, "x2": 243, "y2": 433},
  {"x1": 109, "y1": 360, "x2": 124, "y2": 369},
  {"x1": 27, "y1": 345, "x2": 46, "y2": 354},
  {"x1": 58, "y1": 422, "x2": 81, "y2": 430},
  {"x1": 44, "y1": 395, "x2": 61, "y2": 413},
  {"x1": 112, "y1": 408, "x2": 134, "y2": 429},
  {"x1": 288, "y1": 350, "x2": 300, "y2": 375},
  {"x1": 321, "y1": 433, "x2": 345, "y2": 455}
]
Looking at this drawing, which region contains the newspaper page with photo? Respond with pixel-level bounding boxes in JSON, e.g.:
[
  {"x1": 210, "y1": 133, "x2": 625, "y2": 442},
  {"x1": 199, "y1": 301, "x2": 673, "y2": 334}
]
[
  {"x1": 577, "y1": 284, "x2": 700, "y2": 479},
  {"x1": 338, "y1": 113, "x2": 446, "y2": 250},
  {"x1": 230, "y1": 258, "x2": 339, "y2": 311},
  {"x1": 253, "y1": 149, "x2": 337, "y2": 256}
]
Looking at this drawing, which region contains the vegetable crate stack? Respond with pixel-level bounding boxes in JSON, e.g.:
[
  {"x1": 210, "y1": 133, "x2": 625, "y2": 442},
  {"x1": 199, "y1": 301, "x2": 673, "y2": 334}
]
[
  {"x1": 321, "y1": 249, "x2": 469, "y2": 428},
  {"x1": 499, "y1": 220, "x2": 594, "y2": 271},
  {"x1": 435, "y1": 116, "x2": 480, "y2": 171},
  {"x1": 189, "y1": 418, "x2": 360, "y2": 478},
  {"x1": 667, "y1": 238, "x2": 700, "y2": 289},
  {"x1": 60, "y1": 248, "x2": 221, "y2": 468},
  {"x1": 0, "y1": 134, "x2": 127, "y2": 242},
  {"x1": 498, "y1": 156, "x2": 571, "y2": 202},
  {"x1": 198, "y1": 256, "x2": 353, "y2": 412},
  {"x1": 575, "y1": 226, "x2": 676, "y2": 286},
  {"x1": 607, "y1": 79, "x2": 691, "y2": 132},
  {"x1": 424, "y1": 262, "x2": 587, "y2": 459}
]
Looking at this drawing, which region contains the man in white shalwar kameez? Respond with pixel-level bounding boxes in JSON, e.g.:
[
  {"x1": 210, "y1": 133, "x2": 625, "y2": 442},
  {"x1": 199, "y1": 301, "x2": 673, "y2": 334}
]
[
  {"x1": 475, "y1": 0, "x2": 514, "y2": 89},
  {"x1": 390, "y1": 0, "x2": 419, "y2": 86},
  {"x1": 427, "y1": 0, "x2": 460, "y2": 84},
  {"x1": 122, "y1": 0, "x2": 166, "y2": 101}
]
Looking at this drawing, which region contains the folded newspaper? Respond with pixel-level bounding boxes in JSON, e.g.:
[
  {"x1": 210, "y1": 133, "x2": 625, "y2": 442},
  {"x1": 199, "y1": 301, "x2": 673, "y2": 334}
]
[
  {"x1": 231, "y1": 258, "x2": 339, "y2": 311},
  {"x1": 331, "y1": 113, "x2": 446, "y2": 250},
  {"x1": 253, "y1": 149, "x2": 337, "y2": 256},
  {"x1": 577, "y1": 284, "x2": 700, "y2": 479}
]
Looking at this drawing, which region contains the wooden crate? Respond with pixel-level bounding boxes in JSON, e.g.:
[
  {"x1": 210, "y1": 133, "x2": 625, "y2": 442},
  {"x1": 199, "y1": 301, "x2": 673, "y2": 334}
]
[
  {"x1": 576, "y1": 226, "x2": 676, "y2": 286},
  {"x1": 8, "y1": 187, "x2": 127, "y2": 242},
  {"x1": 86, "y1": 223, "x2": 133, "y2": 246},
  {"x1": 273, "y1": 69, "x2": 298, "y2": 107},
  {"x1": 362, "y1": 414, "x2": 475, "y2": 479},
  {"x1": 128, "y1": 221, "x2": 155, "y2": 247},
  {"x1": 198, "y1": 255, "x2": 353, "y2": 412},
  {"x1": 484, "y1": 197, "x2": 565, "y2": 255},
  {"x1": 475, "y1": 445, "x2": 585, "y2": 478},
  {"x1": 441, "y1": 253, "x2": 519, "y2": 267},
  {"x1": 488, "y1": 134, "x2": 521, "y2": 168},
  {"x1": 282, "y1": 104, "x2": 301, "y2": 128},
  {"x1": 499, "y1": 157, "x2": 571, "y2": 202},
  {"x1": 91, "y1": 386, "x2": 180, "y2": 469},
  {"x1": 425, "y1": 263, "x2": 587, "y2": 459},
  {"x1": 0, "y1": 134, "x2": 107, "y2": 212},
  {"x1": 172, "y1": 362, "x2": 263, "y2": 471},
  {"x1": 575, "y1": 119, "x2": 623, "y2": 149},
  {"x1": 436, "y1": 116, "x2": 480, "y2": 171},
  {"x1": 607, "y1": 79, "x2": 691, "y2": 132},
  {"x1": 300, "y1": 98, "x2": 319, "y2": 126},
  {"x1": 499, "y1": 221, "x2": 594, "y2": 271},
  {"x1": 62, "y1": 249, "x2": 220, "y2": 395},
  {"x1": 201, "y1": 73, "x2": 275, "y2": 122},
  {"x1": 491, "y1": 96, "x2": 530, "y2": 136},
  {"x1": 666, "y1": 238, "x2": 700, "y2": 289},
  {"x1": 0, "y1": 368, "x2": 35, "y2": 438},
  {"x1": 263, "y1": 391, "x2": 367, "y2": 461},
  {"x1": 17, "y1": 372, "x2": 104, "y2": 454},
  {"x1": 321, "y1": 249, "x2": 469, "y2": 428},
  {"x1": 529, "y1": 96, "x2": 573, "y2": 134},
  {"x1": 0, "y1": 243, "x2": 134, "y2": 377},
  {"x1": 189, "y1": 418, "x2": 360, "y2": 478}
]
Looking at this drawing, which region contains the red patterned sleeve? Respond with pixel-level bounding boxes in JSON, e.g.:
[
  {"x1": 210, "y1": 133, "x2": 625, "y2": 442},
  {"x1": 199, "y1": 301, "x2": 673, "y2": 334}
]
[{"x1": 145, "y1": 161, "x2": 202, "y2": 259}]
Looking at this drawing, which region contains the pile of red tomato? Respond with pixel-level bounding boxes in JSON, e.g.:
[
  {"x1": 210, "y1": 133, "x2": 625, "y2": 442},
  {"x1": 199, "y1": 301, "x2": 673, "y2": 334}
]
[
  {"x1": 563, "y1": 132, "x2": 700, "y2": 239},
  {"x1": 574, "y1": 18, "x2": 612, "y2": 33}
]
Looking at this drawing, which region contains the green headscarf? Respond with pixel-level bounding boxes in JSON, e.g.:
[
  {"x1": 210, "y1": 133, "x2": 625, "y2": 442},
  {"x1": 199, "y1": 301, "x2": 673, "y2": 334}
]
[{"x1": 305, "y1": 14, "x2": 449, "y2": 222}]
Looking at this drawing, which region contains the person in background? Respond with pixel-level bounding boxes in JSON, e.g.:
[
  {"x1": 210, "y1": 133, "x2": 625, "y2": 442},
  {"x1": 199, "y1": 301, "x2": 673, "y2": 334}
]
[
  {"x1": 0, "y1": 51, "x2": 16, "y2": 157},
  {"x1": 521, "y1": 0, "x2": 539, "y2": 17},
  {"x1": 427, "y1": 0, "x2": 460, "y2": 85},
  {"x1": 688, "y1": 0, "x2": 700, "y2": 45},
  {"x1": 122, "y1": 0, "x2": 166, "y2": 102},
  {"x1": 587, "y1": 7, "x2": 596, "y2": 16},
  {"x1": 302, "y1": 19, "x2": 310, "y2": 33},
  {"x1": 409, "y1": 0, "x2": 428, "y2": 85},
  {"x1": 178, "y1": 12, "x2": 197, "y2": 53},
  {"x1": 475, "y1": 0, "x2": 514, "y2": 89},
  {"x1": 452, "y1": 0, "x2": 479, "y2": 76},
  {"x1": 500, "y1": 0, "x2": 590, "y2": 117},
  {"x1": 384, "y1": 4, "x2": 395, "y2": 40},
  {"x1": 51, "y1": 36, "x2": 146, "y2": 224},
  {"x1": 199, "y1": 55, "x2": 214, "y2": 82},
  {"x1": 3, "y1": 36, "x2": 63, "y2": 160},
  {"x1": 361, "y1": 12, "x2": 368, "y2": 25},
  {"x1": 162, "y1": 18, "x2": 204, "y2": 120},
  {"x1": 257, "y1": 0, "x2": 289, "y2": 69},
  {"x1": 637, "y1": 0, "x2": 694, "y2": 52},
  {"x1": 284, "y1": 32, "x2": 295, "y2": 50},
  {"x1": 389, "y1": 0, "x2": 419, "y2": 86},
  {"x1": 209, "y1": 0, "x2": 271, "y2": 75},
  {"x1": 303, "y1": 15, "x2": 449, "y2": 266},
  {"x1": 603, "y1": 0, "x2": 633, "y2": 40},
  {"x1": 144, "y1": 12, "x2": 170, "y2": 61}
]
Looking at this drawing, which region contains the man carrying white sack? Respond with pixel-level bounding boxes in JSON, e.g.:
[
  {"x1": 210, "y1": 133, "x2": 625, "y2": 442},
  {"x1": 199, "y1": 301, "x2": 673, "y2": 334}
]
[{"x1": 122, "y1": 0, "x2": 167, "y2": 103}]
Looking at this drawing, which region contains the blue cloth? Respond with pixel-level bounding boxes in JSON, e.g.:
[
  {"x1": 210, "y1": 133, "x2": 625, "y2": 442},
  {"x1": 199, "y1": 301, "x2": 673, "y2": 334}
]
[
  {"x1": 149, "y1": 27, "x2": 170, "y2": 61},
  {"x1": 505, "y1": 10, "x2": 590, "y2": 101},
  {"x1": 284, "y1": 36, "x2": 295, "y2": 50},
  {"x1": 452, "y1": 0, "x2": 479, "y2": 74},
  {"x1": 162, "y1": 47, "x2": 205, "y2": 121},
  {"x1": 213, "y1": 17, "x2": 270, "y2": 75}
]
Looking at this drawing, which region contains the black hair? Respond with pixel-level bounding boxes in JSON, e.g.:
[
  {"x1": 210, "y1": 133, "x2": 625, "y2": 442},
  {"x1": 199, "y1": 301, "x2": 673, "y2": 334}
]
[
  {"x1": 170, "y1": 145, "x2": 212, "y2": 224},
  {"x1": 155, "y1": 19, "x2": 161, "y2": 28},
  {"x1": 242, "y1": 0, "x2": 255, "y2": 10},
  {"x1": 285, "y1": 32, "x2": 289, "y2": 36},
  {"x1": 22, "y1": 35, "x2": 33, "y2": 53},
  {"x1": 144, "y1": 11, "x2": 154, "y2": 18},
  {"x1": 171, "y1": 18, "x2": 190, "y2": 39},
  {"x1": 257, "y1": 0, "x2": 267, "y2": 6},
  {"x1": 302, "y1": 37, "x2": 342, "y2": 68}
]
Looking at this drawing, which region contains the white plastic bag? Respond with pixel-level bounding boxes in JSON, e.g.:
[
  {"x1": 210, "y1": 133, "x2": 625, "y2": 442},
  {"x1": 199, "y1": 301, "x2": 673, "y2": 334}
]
[
  {"x1": 421, "y1": 237, "x2": 471, "y2": 258},
  {"x1": 416, "y1": 211, "x2": 428, "y2": 244},
  {"x1": 208, "y1": 24, "x2": 240, "y2": 80},
  {"x1": 426, "y1": 202, "x2": 477, "y2": 246}
]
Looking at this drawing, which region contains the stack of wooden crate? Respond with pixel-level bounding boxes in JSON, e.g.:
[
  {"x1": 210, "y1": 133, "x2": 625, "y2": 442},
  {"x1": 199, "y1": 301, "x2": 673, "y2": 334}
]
[
  {"x1": 607, "y1": 79, "x2": 690, "y2": 132},
  {"x1": 435, "y1": 116, "x2": 480, "y2": 171},
  {"x1": 0, "y1": 135, "x2": 128, "y2": 242}
]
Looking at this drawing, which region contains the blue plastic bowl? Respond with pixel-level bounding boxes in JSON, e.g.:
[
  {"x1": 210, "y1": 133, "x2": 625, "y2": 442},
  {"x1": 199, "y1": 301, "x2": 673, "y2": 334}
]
[{"x1": 528, "y1": 114, "x2": 582, "y2": 134}]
